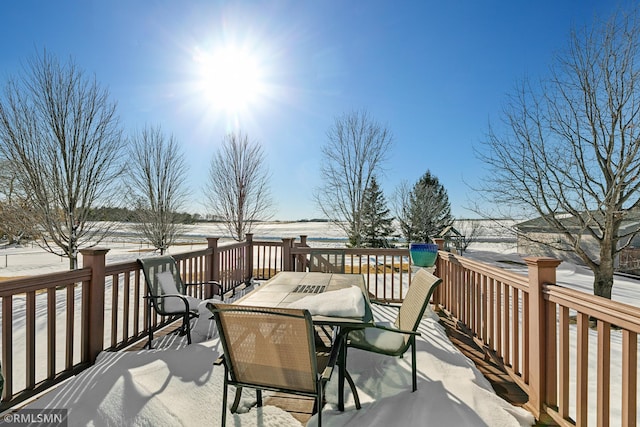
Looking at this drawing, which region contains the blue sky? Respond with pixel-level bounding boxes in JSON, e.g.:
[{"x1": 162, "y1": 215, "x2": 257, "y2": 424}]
[{"x1": 0, "y1": 1, "x2": 622, "y2": 220}]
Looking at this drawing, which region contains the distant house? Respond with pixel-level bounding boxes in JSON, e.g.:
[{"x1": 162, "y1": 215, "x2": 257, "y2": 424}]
[{"x1": 515, "y1": 211, "x2": 640, "y2": 272}]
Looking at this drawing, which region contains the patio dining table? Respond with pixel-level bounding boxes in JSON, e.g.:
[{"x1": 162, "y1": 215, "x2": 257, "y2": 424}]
[{"x1": 235, "y1": 271, "x2": 375, "y2": 411}]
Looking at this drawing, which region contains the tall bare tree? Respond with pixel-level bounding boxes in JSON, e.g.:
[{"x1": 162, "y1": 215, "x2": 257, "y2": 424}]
[
  {"x1": 127, "y1": 126, "x2": 189, "y2": 254},
  {"x1": 314, "y1": 110, "x2": 393, "y2": 247},
  {"x1": 205, "y1": 132, "x2": 273, "y2": 241},
  {"x1": 475, "y1": 8, "x2": 640, "y2": 298},
  {"x1": 0, "y1": 51, "x2": 125, "y2": 269}
]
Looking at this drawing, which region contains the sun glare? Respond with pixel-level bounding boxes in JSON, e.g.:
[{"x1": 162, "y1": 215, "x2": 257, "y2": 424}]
[{"x1": 195, "y1": 46, "x2": 267, "y2": 115}]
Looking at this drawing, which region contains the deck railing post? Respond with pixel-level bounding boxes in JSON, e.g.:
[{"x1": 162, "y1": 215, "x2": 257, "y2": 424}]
[
  {"x1": 434, "y1": 238, "x2": 445, "y2": 249},
  {"x1": 434, "y1": 238, "x2": 445, "y2": 278},
  {"x1": 207, "y1": 238, "x2": 220, "y2": 297},
  {"x1": 524, "y1": 256, "x2": 561, "y2": 422},
  {"x1": 282, "y1": 238, "x2": 294, "y2": 271},
  {"x1": 245, "y1": 233, "x2": 254, "y2": 283},
  {"x1": 296, "y1": 235, "x2": 309, "y2": 271},
  {"x1": 80, "y1": 248, "x2": 110, "y2": 364}
]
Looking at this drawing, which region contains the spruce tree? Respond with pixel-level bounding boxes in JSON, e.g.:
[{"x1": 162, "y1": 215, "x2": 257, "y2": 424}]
[
  {"x1": 400, "y1": 171, "x2": 453, "y2": 243},
  {"x1": 361, "y1": 177, "x2": 395, "y2": 248}
]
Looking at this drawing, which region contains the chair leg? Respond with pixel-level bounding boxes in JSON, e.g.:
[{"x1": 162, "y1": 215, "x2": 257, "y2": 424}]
[
  {"x1": 256, "y1": 389, "x2": 262, "y2": 407},
  {"x1": 145, "y1": 300, "x2": 154, "y2": 349},
  {"x1": 411, "y1": 336, "x2": 417, "y2": 392},
  {"x1": 230, "y1": 387, "x2": 243, "y2": 413},
  {"x1": 344, "y1": 370, "x2": 361, "y2": 410},
  {"x1": 337, "y1": 341, "x2": 362, "y2": 410},
  {"x1": 317, "y1": 383, "x2": 323, "y2": 427},
  {"x1": 221, "y1": 368, "x2": 228, "y2": 427},
  {"x1": 185, "y1": 314, "x2": 192, "y2": 345},
  {"x1": 338, "y1": 339, "x2": 346, "y2": 411}
]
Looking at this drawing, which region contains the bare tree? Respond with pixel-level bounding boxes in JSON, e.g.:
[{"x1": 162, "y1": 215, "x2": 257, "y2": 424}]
[
  {"x1": 205, "y1": 132, "x2": 273, "y2": 241},
  {"x1": 392, "y1": 179, "x2": 412, "y2": 244},
  {"x1": 126, "y1": 126, "x2": 189, "y2": 254},
  {"x1": 0, "y1": 51, "x2": 125, "y2": 269},
  {"x1": 0, "y1": 160, "x2": 38, "y2": 245},
  {"x1": 314, "y1": 110, "x2": 393, "y2": 247},
  {"x1": 475, "y1": 8, "x2": 640, "y2": 298},
  {"x1": 455, "y1": 220, "x2": 484, "y2": 253}
]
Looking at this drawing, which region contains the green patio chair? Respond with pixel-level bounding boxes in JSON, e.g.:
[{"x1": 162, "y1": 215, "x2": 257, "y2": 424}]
[
  {"x1": 347, "y1": 268, "x2": 442, "y2": 392},
  {"x1": 309, "y1": 249, "x2": 345, "y2": 273},
  {"x1": 208, "y1": 303, "x2": 342, "y2": 427},
  {"x1": 138, "y1": 256, "x2": 221, "y2": 348}
]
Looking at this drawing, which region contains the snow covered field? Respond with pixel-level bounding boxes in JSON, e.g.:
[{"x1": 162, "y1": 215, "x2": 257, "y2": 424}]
[{"x1": 0, "y1": 221, "x2": 349, "y2": 277}]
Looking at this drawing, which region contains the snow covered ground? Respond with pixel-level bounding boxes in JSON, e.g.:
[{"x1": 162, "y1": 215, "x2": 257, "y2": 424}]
[{"x1": 2, "y1": 221, "x2": 639, "y2": 425}]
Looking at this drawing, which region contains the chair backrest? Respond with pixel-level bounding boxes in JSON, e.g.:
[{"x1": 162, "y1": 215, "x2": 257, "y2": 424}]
[
  {"x1": 309, "y1": 250, "x2": 345, "y2": 273},
  {"x1": 395, "y1": 269, "x2": 442, "y2": 338},
  {"x1": 138, "y1": 256, "x2": 186, "y2": 313},
  {"x1": 210, "y1": 304, "x2": 319, "y2": 394}
]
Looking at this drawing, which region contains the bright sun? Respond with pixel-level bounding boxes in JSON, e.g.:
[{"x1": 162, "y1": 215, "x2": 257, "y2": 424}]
[{"x1": 195, "y1": 46, "x2": 266, "y2": 115}]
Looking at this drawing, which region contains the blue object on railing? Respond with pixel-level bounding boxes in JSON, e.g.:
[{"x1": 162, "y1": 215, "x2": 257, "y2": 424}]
[{"x1": 409, "y1": 243, "x2": 439, "y2": 267}]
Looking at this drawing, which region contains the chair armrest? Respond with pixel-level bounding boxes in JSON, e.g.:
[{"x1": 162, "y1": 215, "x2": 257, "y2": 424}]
[
  {"x1": 370, "y1": 323, "x2": 421, "y2": 337},
  {"x1": 370, "y1": 300, "x2": 401, "y2": 309},
  {"x1": 146, "y1": 293, "x2": 194, "y2": 314}
]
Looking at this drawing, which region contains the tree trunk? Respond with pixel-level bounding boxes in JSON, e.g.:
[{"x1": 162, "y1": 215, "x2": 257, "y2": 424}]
[
  {"x1": 593, "y1": 269, "x2": 613, "y2": 299},
  {"x1": 594, "y1": 250, "x2": 614, "y2": 299}
]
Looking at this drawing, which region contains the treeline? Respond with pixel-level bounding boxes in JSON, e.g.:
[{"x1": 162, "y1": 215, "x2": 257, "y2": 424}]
[
  {"x1": 84, "y1": 208, "x2": 331, "y2": 224},
  {"x1": 86, "y1": 207, "x2": 202, "y2": 224}
]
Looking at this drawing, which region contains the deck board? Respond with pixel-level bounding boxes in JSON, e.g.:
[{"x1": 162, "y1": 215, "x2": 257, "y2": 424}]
[{"x1": 264, "y1": 393, "x2": 314, "y2": 424}]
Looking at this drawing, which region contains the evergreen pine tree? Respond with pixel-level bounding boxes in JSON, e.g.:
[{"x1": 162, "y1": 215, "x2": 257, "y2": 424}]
[
  {"x1": 361, "y1": 177, "x2": 395, "y2": 247},
  {"x1": 402, "y1": 170, "x2": 453, "y2": 243}
]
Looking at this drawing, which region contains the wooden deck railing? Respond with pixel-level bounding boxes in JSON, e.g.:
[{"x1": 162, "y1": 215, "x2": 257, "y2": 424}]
[
  {"x1": 3, "y1": 233, "x2": 640, "y2": 425},
  {"x1": 434, "y1": 250, "x2": 640, "y2": 426},
  {"x1": 0, "y1": 238, "x2": 249, "y2": 410},
  {"x1": 252, "y1": 235, "x2": 412, "y2": 301}
]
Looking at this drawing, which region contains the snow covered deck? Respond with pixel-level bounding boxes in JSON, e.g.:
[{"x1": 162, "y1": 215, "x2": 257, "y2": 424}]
[{"x1": 21, "y1": 297, "x2": 534, "y2": 426}]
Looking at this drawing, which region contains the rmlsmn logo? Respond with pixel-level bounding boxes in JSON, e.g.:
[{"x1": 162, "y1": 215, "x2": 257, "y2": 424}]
[{"x1": 1, "y1": 409, "x2": 67, "y2": 427}]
